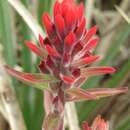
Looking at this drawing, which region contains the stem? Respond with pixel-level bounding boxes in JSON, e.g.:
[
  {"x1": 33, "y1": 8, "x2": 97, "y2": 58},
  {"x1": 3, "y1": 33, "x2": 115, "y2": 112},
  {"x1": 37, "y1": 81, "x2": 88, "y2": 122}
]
[{"x1": 43, "y1": 86, "x2": 65, "y2": 130}]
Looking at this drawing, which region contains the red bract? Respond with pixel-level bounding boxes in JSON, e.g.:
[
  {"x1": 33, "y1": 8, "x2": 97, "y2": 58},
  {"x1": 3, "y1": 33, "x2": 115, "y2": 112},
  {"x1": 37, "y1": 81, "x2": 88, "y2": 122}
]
[{"x1": 82, "y1": 116, "x2": 109, "y2": 130}]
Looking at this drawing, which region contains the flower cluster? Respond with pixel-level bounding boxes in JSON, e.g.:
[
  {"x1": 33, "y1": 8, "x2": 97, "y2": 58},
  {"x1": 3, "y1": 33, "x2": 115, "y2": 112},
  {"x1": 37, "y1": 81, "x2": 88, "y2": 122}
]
[
  {"x1": 4, "y1": 0, "x2": 127, "y2": 101},
  {"x1": 82, "y1": 116, "x2": 109, "y2": 130}
]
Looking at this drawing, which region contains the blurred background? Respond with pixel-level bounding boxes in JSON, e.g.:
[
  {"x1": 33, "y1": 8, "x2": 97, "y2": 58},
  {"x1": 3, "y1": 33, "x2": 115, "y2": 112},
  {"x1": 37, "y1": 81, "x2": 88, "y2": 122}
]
[{"x1": 0, "y1": 0, "x2": 130, "y2": 130}]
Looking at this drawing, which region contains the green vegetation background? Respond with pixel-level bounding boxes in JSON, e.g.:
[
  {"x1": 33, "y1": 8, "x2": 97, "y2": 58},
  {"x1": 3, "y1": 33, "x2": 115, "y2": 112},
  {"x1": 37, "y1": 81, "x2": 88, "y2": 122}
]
[{"x1": 0, "y1": 0, "x2": 130, "y2": 130}]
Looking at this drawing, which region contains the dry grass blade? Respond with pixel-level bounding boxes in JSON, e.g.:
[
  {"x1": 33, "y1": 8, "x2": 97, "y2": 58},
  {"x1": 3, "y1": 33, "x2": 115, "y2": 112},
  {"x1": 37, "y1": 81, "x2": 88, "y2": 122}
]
[
  {"x1": 7, "y1": 0, "x2": 44, "y2": 39},
  {"x1": 0, "y1": 44, "x2": 26, "y2": 130},
  {"x1": 115, "y1": 5, "x2": 130, "y2": 24},
  {"x1": 65, "y1": 102, "x2": 80, "y2": 130}
]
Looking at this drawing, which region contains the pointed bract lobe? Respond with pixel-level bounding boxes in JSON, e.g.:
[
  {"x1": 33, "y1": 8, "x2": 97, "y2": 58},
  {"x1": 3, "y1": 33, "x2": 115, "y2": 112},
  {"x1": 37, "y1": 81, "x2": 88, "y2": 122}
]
[
  {"x1": 45, "y1": 44, "x2": 61, "y2": 58},
  {"x1": 64, "y1": 32, "x2": 76, "y2": 49},
  {"x1": 42, "y1": 13, "x2": 54, "y2": 37},
  {"x1": 54, "y1": 1, "x2": 62, "y2": 18},
  {"x1": 83, "y1": 37, "x2": 99, "y2": 52},
  {"x1": 75, "y1": 17, "x2": 86, "y2": 39},
  {"x1": 83, "y1": 25, "x2": 98, "y2": 43},
  {"x1": 60, "y1": 74, "x2": 75, "y2": 84},
  {"x1": 81, "y1": 66, "x2": 116, "y2": 77},
  {"x1": 77, "y1": 2, "x2": 84, "y2": 22},
  {"x1": 55, "y1": 14, "x2": 65, "y2": 38},
  {"x1": 24, "y1": 40, "x2": 44, "y2": 57}
]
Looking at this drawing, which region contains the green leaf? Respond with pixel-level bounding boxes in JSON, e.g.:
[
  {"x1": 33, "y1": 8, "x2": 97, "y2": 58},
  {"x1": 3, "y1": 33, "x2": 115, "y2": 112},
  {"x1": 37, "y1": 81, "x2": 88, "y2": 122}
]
[{"x1": 0, "y1": 0, "x2": 16, "y2": 66}]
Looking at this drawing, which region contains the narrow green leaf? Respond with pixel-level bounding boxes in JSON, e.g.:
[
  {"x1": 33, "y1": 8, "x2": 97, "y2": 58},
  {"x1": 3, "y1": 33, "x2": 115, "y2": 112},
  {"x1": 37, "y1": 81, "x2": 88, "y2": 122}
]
[{"x1": 0, "y1": 0, "x2": 16, "y2": 66}]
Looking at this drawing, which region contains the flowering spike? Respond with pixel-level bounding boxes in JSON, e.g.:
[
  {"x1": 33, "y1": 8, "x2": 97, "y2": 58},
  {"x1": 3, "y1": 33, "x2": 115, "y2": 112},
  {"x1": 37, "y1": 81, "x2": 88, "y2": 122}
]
[
  {"x1": 24, "y1": 40, "x2": 43, "y2": 57},
  {"x1": 4, "y1": 1, "x2": 128, "y2": 130},
  {"x1": 45, "y1": 44, "x2": 61, "y2": 58}
]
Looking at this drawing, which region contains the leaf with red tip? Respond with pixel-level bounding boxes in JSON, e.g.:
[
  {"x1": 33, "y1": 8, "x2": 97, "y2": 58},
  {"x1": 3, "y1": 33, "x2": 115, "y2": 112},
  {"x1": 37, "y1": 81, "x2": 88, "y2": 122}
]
[
  {"x1": 81, "y1": 66, "x2": 116, "y2": 77},
  {"x1": 65, "y1": 87, "x2": 128, "y2": 102},
  {"x1": 86, "y1": 87, "x2": 128, "y2": 99},
  {"x1": 72, "y1": 55, "x2": 100, "y2": 67},
  {"x1": 55, "y1": 14, "x2": 65, "y2": 38},
  {"x1": 39, "y1": 34, "x2": 44, "y2": 48},
  {"x1": 75, "y1": 17, "x2": 86, "y2": 39},
  {"x1": 65, "y1": 88, "x2": 96, "y2": 101},
  {"x1": 64, "y1": 32, "x2": 76, "y2": 49},
  {"x1": 45, "y1": 45, "x2": 61, "y2": 58},
  {"x1": 42, "y1": 13, "x2": 54, "y2": 37},
  {"x1": 60, "y1": 74, "x2": 75, "y2": 84},
  {"x1": 4, "y1": 65, "x2": 57, "y2": 90},
  {"x1": 84, "y1": 25, "x2": 98, "y2": 43},
  {"x1": 25, "y1": 40, "x2": 44, "y2": 57}
]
